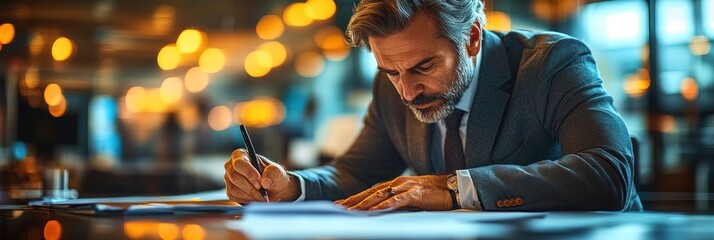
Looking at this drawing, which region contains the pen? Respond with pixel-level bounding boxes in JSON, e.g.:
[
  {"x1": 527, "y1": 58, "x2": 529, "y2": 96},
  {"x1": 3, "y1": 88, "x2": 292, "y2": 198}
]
[{"x1": 239, "y1": 124, "x2": 270, "y2": 202}]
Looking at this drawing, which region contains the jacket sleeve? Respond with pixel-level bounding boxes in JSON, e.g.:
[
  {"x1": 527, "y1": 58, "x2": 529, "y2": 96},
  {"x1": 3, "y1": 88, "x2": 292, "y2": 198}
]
[
  {"x1": 293, "y1": 75, "x2": 407, "y2": 200},
  {"x1": 470, "y1": 38, "x2": 639, "y2": 211}
]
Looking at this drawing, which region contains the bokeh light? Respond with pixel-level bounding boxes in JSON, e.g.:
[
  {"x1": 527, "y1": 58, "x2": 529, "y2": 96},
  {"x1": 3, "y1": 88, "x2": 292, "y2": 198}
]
[
  {"x1": 29, "y1": 33, "x2": 44, "y2": 56},
  {"x1": 125, "y1": 86, "x2": 148, "y2": 113},
  {"x1": 257, "y1": 41, "x2": 287, "y2": 67},
  {"x1": 44, "y1": 83, "x2": 63, "y2": 106},
  {"x1": 0, "y1": 23, "x2": 15, "y2": 44},
  {"x1": 198, "y1": 48, "x2": 225, "y2": 73},
  {"x1": 185, "y1": 67, "x2": 209, "y2": 93},
  {"x1": 295, "y1": 51, "x2": 324, "y2": 77},
  {"x1": 623, "y1": 68, "x2": 651, "y2": 98},
  {"x1": 315, "y1": 26, "x2": 350, "y2": 61},
  {"x1": 690, "y1": 35, "x2": 711, "y2": 56},
  {"x1": 51, "y1": 37, "x2": 74, "y2": 61},
  {"x1": 25, "y1": 67, "x2": 40, "y2": 88},
  {"x1": 283, "y1": 3, "x2": 313, "y2": 27},
  {"x1": 306, "y1": 0, "x2": 336, "y2": 20},
  {"x1": 235, "y1": 98, "x2": 286, "y2": 128},
  {"x1": 256, "y1": 15, "x2": 284, "y2": 40},
  {"x1": 208, "y1": 105, "x2": 233, "y2": 131},
  {"x1": 177, "y1": 103, "x2": 200, "y2": 131},
  {"x1": 681, "y1": 77, "x2": 699, "y2": 101},
  {"x1": 176, "y1": 29, "x2": 204, "y2": 53},
  {"x1": 124, "y1": 222, "x2": 146, "y2": 239},
  {"x1": 48, "y1": 96, "x2": 67, "y2": 117},
  {"x1": 160, "y1": 77, "x2": 183, "y2": 104},
  {"x1": 486, "y1": 11, "x2": 512, "y2": 31},
  {"x1": 244, "y1": 50, "x2": 273, "y2": 77},
  {"x1": 158, "y1": 223, "x2": 179, "y2": 240},
  {"x1": 44, "y1": 220, "x2": 62, "y2": 240},
  {"x1": 157, "y1": 44, "x2": 181, "y2": 70},
  {"x1": 182, "y1": 224, "x2": 206, "y2": 240},
  {"x1": 145, "y1": 88, "x2": 168, "y2": 112}
]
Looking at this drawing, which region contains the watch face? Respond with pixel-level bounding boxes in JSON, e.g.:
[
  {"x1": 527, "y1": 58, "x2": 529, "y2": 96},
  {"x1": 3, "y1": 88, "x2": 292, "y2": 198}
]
[{"x1": 447, "y1": 175, "x2": 458, "y2": 191}]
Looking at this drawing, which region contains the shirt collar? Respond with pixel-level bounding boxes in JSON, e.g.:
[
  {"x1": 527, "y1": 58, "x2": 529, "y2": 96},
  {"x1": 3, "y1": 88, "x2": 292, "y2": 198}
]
[{"x1": 454, "y1": 49, "x2": 482, "y2": 113}]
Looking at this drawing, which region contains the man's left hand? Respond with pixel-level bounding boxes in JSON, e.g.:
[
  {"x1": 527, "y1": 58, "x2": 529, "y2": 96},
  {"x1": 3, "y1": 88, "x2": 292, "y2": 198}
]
[{"x1": 335, "y1": 175, "x2": 453, "y2": 211}]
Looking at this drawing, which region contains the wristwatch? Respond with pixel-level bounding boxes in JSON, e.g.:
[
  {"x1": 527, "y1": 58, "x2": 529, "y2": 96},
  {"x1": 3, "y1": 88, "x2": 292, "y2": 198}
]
[{"x1": 446, "y1": 174, "x2": 460, "y2": 209}]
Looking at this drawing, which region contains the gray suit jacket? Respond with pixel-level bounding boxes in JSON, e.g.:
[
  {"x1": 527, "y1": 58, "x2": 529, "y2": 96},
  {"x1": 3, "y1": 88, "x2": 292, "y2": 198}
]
[{"x1": 295, "y1": 30, "x2": 643, "y2": 211}]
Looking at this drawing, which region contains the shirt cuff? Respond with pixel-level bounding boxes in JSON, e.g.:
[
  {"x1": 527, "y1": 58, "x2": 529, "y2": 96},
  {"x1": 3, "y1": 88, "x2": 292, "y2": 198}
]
[
  {"x1": 455, "y1": 169, "x2": 483, "y2": 211},
  {"x1": 289, "y1": 172, "x2": 307, "y2": 201}
]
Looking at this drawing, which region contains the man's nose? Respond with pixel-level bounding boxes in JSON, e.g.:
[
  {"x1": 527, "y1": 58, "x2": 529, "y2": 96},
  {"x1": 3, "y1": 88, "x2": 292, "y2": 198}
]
[{"x1": 401, "y1": 77, "x2": 424, "y2": 101}]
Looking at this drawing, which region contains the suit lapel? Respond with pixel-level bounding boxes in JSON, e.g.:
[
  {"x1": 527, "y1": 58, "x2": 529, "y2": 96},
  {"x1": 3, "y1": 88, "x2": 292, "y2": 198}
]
[
  {"x1": 405, "y1": 108, "x2": 433, "y2": 174},
  {"x1": 465, "y1": 31, "x2": 514, "y2": 167}
]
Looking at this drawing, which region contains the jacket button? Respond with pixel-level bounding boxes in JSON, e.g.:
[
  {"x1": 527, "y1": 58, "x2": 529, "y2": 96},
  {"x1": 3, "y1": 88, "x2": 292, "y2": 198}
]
[
  {"x1": 515, "y1": 197, "x2": 523, "y2": 206},
  {"x1": 503, "y1": 200, "x2": 511, "y2": 207},
  {"x1": 496, "y1": 200, "x2": 504, "y2": 208}
]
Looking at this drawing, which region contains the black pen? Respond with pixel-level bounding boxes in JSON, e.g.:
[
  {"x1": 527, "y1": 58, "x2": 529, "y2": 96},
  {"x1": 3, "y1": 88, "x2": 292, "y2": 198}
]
[{"x1": 239, "y1": 124, "x2": 270, "y2": 202}]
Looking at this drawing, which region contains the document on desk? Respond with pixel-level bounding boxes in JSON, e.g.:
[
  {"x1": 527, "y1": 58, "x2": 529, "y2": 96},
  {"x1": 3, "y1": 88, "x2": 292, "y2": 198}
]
[
  {"x1": 228, "y1": 201, "x2": 546, "y2": 239},
  {"x1": 27, "y1": 190, "x2": 242, "y2": 215}
]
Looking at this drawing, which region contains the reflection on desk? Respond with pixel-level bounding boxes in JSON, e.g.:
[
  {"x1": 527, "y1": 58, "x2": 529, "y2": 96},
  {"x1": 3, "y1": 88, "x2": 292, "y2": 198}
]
[{"x1": 3, "y1": 203, "x2": 714, "y2": 239}]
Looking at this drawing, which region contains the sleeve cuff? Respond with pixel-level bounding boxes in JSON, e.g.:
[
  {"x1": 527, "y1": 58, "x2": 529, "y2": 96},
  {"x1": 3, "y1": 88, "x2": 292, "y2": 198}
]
[
  {"x1": 289, "y1": 172, "x2": 307, "y2": 202},
  {"x1": 456, "y1": 169, "x2": 483, "y2": 211}
]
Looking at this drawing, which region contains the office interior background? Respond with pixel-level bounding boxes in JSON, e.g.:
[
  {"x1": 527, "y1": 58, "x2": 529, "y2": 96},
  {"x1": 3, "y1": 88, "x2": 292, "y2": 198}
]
[{"x1": 0, "y1": 0, "x2": 712, "y2": 213}]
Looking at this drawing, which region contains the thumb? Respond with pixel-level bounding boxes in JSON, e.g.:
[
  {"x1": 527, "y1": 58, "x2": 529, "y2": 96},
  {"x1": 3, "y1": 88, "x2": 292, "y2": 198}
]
[{"x1": 260, "y1": 164, "x2": 287, "y2": 190}]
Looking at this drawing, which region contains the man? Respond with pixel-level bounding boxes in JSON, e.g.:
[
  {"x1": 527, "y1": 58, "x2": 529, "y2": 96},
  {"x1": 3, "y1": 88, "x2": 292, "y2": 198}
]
[{"x1": 224, "y1": 0, "x2": 643, "y2": 211}]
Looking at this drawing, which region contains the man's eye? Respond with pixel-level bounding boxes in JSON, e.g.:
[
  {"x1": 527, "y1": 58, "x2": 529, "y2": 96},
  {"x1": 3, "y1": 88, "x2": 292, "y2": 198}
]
[
  {"x1": 386, "y1": 71, "x2": 399, "y2": 76},
  {"x1": 416, "y1": 65, "x2": 432, "y2": 72}
]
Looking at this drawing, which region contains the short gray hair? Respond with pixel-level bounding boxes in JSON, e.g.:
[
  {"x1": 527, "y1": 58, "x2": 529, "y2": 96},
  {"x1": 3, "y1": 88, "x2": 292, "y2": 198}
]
[{"x1": 346, "y1": 0, "x2": 486, "y2": 51}]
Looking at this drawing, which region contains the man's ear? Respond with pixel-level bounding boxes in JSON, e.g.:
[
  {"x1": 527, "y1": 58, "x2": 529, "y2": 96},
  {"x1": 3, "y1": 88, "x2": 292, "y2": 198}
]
[{"x1": 466, "y1": 22, "x2": 482, "y2": 57}]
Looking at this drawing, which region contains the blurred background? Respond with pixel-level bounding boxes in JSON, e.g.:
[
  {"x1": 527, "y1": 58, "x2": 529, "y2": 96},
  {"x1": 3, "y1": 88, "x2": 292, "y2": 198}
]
[{"x1": 0, "y1": 0, "x2": 712, "y2": 212}]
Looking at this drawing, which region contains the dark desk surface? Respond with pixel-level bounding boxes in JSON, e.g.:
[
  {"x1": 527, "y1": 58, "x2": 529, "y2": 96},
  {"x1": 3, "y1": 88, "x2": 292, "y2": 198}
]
[{"x1": 3, "y1": 206, "x2": 714, "y2": 240}]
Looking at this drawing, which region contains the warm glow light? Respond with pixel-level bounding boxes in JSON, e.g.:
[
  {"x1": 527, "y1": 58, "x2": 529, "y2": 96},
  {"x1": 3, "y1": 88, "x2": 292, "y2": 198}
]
[
  {"x1": 306, "y1": 0, "x2": 336, "y2": 20},
  {"x1": 0, "y1": 23, "x2": 15, "y2": 44},
  {"x1": 690, "y1": 35, "x2": 711, "y2": 56},
  {"x1": 256, "y1": 15, "x2": 285, "y2": 40},
  {"x1": 124, "y1": 222, "x2": 146, "y2": 239},
  {"x1": 44, "y1": 83, "x2": 63, "y2": 106},
  {"x1": 198, "y1": 48, "x2": 225, "y2": 73},
  {"x1": 283, "y1": 3, "x2": 314, "y2": 27},
  {"x1": 235, "y1": 98, "x2": 286, "y2": 128},
  {"x1": 125, "y1": 86, "x2": 147, "y2": 113},
  {"x1": 29, "y1": 33, "x2": 44, "y2": 56},
  {"x1": 486, "y1": 11, "x2": 512, "y2": 31},
  {"x1": 681, "y1": 77, "x2": 699, "y2": 101},
  {"x1": 44, "y1": 220, "x2": 62, "y2": 240},
  {"x1": 258, "y1": 41, "x2": 287, "y2": 67},
  {"x1": 177, "y1": 103, "x2": 200, "y2": 131},
  {"x1": 185, "y1": 67, "x2": 209, "y2": 92},
  {"x1": 153, "y1": 5, "x2": 176, "y2": 35},
  {"x1": 295, "y1": 51, "x2": 324, "y2": 77},
  {"x1": 208, "y1": 105, "x2": 233, "y2": 131},
  {"x1": 244, "y1": 50, "x2": 273, "y2": 77},
  {"x1": 51, "y1": 37, "x2": 74, "y2": 61},
  {"x1": 158, "y1": 223, "x2": 179, "y2": 240},
  {"x1": 157, "y1": 44, "x2": 181, "y2": 70},
  {"x1": 177, "y1": 29, "x2": 204, "y2": 53},
  {"x1": 25, "y1": 67, "x2": 40, "y2": 88},
  {"x1": 182, "y1": 224, "x2": 206, "y2": 240},
  {"x1": 532, "y1": 0, "x2": 581, "y2": 21},
  {"x1": 49, "y1": 96, "x2": 67, "y2": 117},
  {"x1": 623, "y1": 68, "x2": 651, "y2": 98},
  {"x1": 315, "y1": 26, "x2": 350, "y2": 61},
  {"x1": 146, "y1": 88, "x2": 168, "y2": 112},
  {"x1": 160, "y1": 77, "x2": 183, "y2": 104}
]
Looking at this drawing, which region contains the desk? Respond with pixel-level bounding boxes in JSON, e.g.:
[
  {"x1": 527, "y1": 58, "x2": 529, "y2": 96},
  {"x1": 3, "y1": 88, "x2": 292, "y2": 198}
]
[{"x1": 2, "y1": 206, "x2": 714, "y2": 239}]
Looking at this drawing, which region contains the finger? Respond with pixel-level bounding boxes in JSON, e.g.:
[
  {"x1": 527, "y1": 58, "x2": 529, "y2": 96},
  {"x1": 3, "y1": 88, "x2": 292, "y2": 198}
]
[
  {"x1": 225, "y1": 172, "x2": 266, "y2": 202},
  {"x1": 257, "y1": 154, "x2": 271, "y2": 169},
  {"x1": 261, "y1": 164, "x2": 286, "y2": 190},
  {"x1": 340, "y1": 181, "x2": 391, "y2": 207},
  {"x1": 230, "y1": 149, "x2": 262, "y2": 189},
  {"x1": 370, "y1": 191, "x2": 413, "y2": 210},
  {"x1": 334, "y1": 199, "x2": 345, "y2": 205},
  {"x1": 226, "y1": 182, "x2": 262, "y2": 203},
  {"x1": 348, "y1": 187, "x2": 394, "y2": 210}
]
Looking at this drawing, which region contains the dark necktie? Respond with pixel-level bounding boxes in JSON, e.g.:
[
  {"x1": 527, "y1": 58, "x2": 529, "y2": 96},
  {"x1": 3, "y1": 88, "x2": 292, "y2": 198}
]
[{"x1": 444, "y1": 109, "x2": 466, "y2": 173}]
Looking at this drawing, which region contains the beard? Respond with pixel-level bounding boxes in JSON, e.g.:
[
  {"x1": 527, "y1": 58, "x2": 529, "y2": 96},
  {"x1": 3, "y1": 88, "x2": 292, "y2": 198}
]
[{"x1": 402, "y1": 48, "x2": 475, "y2": 123}]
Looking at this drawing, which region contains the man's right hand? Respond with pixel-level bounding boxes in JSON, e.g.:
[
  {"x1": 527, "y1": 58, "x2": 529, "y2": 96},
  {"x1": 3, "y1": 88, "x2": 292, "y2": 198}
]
[{"x1": 224, "y1": 149, "x2": 301, "y2": 203}]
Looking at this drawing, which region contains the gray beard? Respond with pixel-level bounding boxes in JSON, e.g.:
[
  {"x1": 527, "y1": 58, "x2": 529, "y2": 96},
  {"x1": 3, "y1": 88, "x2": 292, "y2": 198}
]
[{"x1": 406, "y1": 51, "x2": 475, "y2": 123}]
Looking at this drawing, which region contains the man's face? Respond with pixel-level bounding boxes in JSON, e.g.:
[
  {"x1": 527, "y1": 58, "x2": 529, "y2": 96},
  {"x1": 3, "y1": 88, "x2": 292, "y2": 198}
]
[{"x1": 369, "y1": 13, "x2": 478, "y2": 123}]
